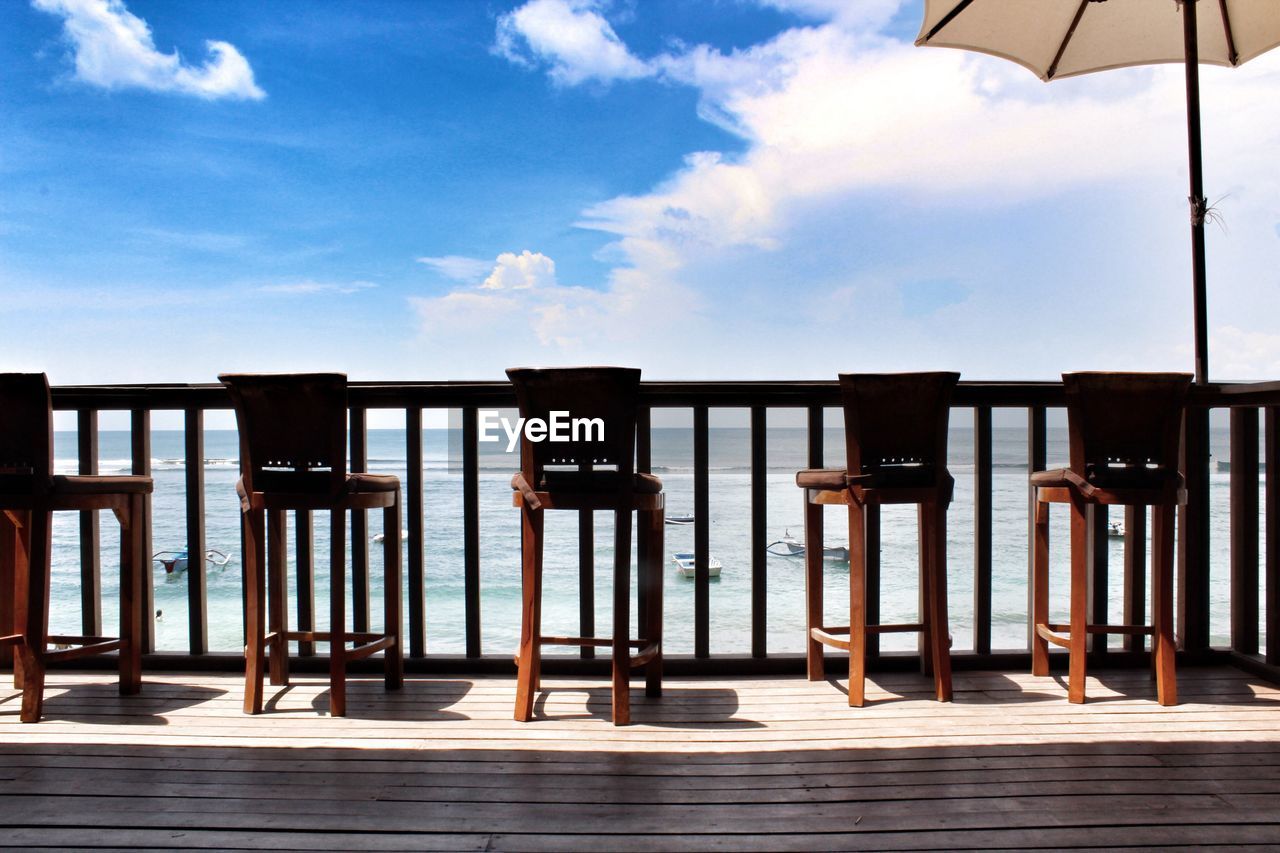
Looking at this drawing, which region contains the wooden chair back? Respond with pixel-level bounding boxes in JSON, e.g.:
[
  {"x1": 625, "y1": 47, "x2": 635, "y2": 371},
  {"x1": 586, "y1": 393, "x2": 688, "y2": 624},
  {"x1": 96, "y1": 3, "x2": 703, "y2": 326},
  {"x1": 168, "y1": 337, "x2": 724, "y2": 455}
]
[
  {"x1": 506, "y1": 367, "x2": 640, "y2": 490},
  {"x1": 0, "y1": 373, "x2": 53, "y2": 495},
  {"x1": 219, "y1": 373, "x2": 348, "y2": 496},
  {"x1": 838, "y1": 372, "x2": 959, "y2": 483},
  {"x1": 1063, "y1": 372, "x2": 1191, "y2": 487}
]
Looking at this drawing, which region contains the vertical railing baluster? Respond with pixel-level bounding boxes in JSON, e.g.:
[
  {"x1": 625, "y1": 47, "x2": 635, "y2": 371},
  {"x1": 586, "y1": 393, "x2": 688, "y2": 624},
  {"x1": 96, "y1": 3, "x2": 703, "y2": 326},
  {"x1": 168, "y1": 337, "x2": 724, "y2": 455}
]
[
  {"x1": 131, "y1": 408, "x2": 154, "y2": 653},
  {"x1": 77, "y1": 409, "x2": 101, "y2": 638},
  {"x1": 296, "y1": 510, "x2": 315, "y2": 656},
  {"x1": 406, "y1": 407, "x2": 425, "y2": 658},
  {"x1": 1123, "y1": 505, "x2": 1146, "y2": 652},
  {"x1": 463, "y1": 406, "x2": 481, "y2": 658},
  {"x1": 867, "y1": 504, "x2": 880, "y2": 660},
  {"x1": 1027, "y1": 405, "x2": 1046, "y2": 650},
  {"x1": 807, "y1": 405, "x2": 824, "y2": 663},
  {"x1": 973, "y1": 406, "x2": 993, "y2": 655},
  {"x1": 1230, "y1": 407, "x2": 1260, "y2": 655},
  {"x1": 1088, "y1": 504, "x2": 1109, "y2": 659},
  {"x1": 750, "y1": 406, "x2": 767, "y2": 659},
  {"x1": 1266, "y1": 406, "x2": 1278, "y2": 665},
  {"x1": 1179, "y1": 406, "x2": 1212, "y2": 654},
  {"x1": 635, "y1": 407, "x2": 651, "y2": 655},
  {"x1": 578, "y1": 455, "x2": 595, "y2": 659},
  {"x1": 693, "y1": 405, "x2": 710, "y2": 659},
  {"x1": 349, "y1": 406, "x2": 369, "y2": 633},
  {"x1": 184, "y1": 408, "x2": 207, "y2": 655}
]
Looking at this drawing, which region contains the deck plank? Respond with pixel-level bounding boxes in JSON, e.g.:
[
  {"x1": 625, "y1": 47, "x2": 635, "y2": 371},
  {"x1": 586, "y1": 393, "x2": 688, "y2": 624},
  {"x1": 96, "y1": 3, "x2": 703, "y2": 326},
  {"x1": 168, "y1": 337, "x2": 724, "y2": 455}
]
[{"x1": 1, "y1": 667, "x2": 1279, "y2": 849}]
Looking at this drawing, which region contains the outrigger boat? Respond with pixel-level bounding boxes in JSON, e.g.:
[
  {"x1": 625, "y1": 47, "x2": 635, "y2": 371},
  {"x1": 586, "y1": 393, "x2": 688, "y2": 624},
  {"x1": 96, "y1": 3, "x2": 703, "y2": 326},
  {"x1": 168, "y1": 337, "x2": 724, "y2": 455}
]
[
  {"x1": 153, "y1": 548, "x2": 233, "y2": 575},
  {"x1": 766, "y1": 530, "x2": 849, "y2": 561},
  {"x1": 666, "y1": 513, "x2": 695, "y2": 525},
  {"x1": 672, "y1": 552, "x2": 722, "y2": 578}
]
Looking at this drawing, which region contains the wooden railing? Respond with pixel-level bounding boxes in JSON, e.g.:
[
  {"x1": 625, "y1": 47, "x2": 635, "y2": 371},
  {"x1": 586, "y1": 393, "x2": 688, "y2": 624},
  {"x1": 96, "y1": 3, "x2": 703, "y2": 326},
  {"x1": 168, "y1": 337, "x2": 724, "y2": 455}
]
[{"x1": 47, "y1": 380, "x2": 1280, "y2": 679}]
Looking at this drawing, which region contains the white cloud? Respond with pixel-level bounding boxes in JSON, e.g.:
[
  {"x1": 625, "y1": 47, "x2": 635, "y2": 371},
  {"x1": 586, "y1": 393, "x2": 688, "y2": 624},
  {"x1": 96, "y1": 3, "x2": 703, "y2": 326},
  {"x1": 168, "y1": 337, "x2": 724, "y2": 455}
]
[
  {"x1": 416, "y1": 255, "x2": 494, "y2": 282},
  {"x1": 480, "y1": 250, "x2": 557, "y2": 290},
  {"x1": 32, "y1": 0, "x2": 265, "y2": 100},
  {"x1": 259, "y1": 280, "x2": 376, "y2": 295},
  {"x1": 1212, "y1": 326, "x2": 1280, "y2": 380},
  {"x1": 495, "y1": 0, "x2": 652, "y2": 86}
]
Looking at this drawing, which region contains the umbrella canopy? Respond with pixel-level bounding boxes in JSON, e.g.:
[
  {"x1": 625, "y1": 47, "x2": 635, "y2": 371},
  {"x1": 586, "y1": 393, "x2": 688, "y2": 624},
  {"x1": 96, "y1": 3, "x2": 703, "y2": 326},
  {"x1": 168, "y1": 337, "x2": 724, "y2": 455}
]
[{"x1": 917, "y1": 0, "x2": 1280, "y2": 382}]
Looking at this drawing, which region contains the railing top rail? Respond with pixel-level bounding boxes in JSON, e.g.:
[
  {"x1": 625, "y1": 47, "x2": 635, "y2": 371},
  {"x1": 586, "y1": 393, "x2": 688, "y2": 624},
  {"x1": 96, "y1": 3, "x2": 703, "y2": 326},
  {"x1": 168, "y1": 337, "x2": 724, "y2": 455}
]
[{"x1": 46, "y1": 379, "x2": 1280, "y2": 411}]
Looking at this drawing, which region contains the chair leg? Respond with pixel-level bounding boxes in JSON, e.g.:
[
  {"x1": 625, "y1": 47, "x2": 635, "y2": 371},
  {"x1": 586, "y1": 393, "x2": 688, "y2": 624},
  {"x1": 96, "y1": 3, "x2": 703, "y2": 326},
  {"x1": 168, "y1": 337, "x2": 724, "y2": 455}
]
[
  {"x1": 11, "y1": 512, "x2": 31, "y2": 689},
  {"x1": 643, "y1": 507, "x2": 663, "y2": 698},
  {"x1": 1031, "y1": 497, "x2": 1051, "y2": 676},
  {"x1": 267, "y1": 509, "x2": 289, "y2": 687},
  {"x1": 118, "y1": 496, "x2": 143, "y2": 696},
  {"x1": 804, "y1": 493, "x2": 825, "y2": 681},
  {"x1": 917, "y1": 503, "x2": 934, "y2": 679},
  {"x1": 0, "y1": 510, "x2": 18, "y2": 673},
  {"x1": 18, "y1": 509, "x2": 52, "y2": 723},
  {"x1": 383, "y1": 498, "x2": 404, "y2": 691},
  {"x1": 924, "y1": 500, "x2": 953, "y2": 702},
  {"x1": 329, "y1": 509, "x2": 347, "y2": 717},
  {"x1": 847, "y1": 502, "x2": 867, "y2": 708},
  {"x1": 1152, "y1": 504, "x2": 1178, "y2": 706},
  {"x1": 612, "y1": 507, "x2": 633, "y2": 726},
  {"x1": 242, "y1": 509, "x2": 267, "y2": 715},
  {"x1": 1068, "y1": 495, "x2": 1090, "y2": 704},
  {"x1": 514, "y1": 504, "x2": 543, "y2": 722}
]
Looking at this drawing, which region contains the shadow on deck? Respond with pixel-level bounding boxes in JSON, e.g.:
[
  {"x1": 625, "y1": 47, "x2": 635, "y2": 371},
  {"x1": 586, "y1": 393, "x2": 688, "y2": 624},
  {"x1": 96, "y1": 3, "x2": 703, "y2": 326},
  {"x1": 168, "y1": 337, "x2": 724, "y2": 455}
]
[{"x1": 2, "y1": 667, "x2": 1279, "y2": 850}]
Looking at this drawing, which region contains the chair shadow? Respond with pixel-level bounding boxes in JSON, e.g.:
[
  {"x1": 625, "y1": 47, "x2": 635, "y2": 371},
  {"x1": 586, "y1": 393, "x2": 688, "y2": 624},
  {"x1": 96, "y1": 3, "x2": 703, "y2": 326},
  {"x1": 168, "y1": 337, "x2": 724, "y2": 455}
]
[
  {"x1": 304, "y1": 678, "x2": 473, "y2": 721},
  {"x1": 1, "y1": 678, "x2": 228, "y2": 725},
  {"x1": 531, "y1": 684, "x2": 765, "y2": 729}
]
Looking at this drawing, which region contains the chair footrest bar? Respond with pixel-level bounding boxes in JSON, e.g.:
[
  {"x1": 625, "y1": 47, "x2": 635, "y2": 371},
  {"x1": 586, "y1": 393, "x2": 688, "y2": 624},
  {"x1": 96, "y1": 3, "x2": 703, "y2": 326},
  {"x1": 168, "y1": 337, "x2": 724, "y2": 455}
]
[
  {"x1": 346, "y1": 636, "x2": 396, "y2": 661},
  {"x1": 46, "y1": 639, "x2": 125, "y2": 661},
  {"x1": 1035, "y1": 623, "x2": 1072, "y2": 649},
  {"x1": 630, "y1": 642, "x2": 660, "y2": 668},
  {"x1": 810, "y1": 628, "x2": 852, "y2": 651}
]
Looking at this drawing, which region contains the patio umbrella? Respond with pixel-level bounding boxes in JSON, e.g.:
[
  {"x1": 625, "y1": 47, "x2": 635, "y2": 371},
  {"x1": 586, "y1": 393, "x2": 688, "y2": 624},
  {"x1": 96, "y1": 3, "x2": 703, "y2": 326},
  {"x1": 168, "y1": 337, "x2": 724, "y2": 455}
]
[{"x1": 916, "y1": 0, "x2": 1280, "y2": 383}]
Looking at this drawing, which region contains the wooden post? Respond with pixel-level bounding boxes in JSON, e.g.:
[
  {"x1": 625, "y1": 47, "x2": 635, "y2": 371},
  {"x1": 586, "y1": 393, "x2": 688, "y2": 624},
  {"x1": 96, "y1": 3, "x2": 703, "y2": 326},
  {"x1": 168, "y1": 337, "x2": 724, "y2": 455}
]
[
  {"x1": 462, "y1": 406, "x2": 481, "y2": 658},
  {"x1": 751, "y1": 406, "x2": 768, "y2": 659},
  {"x1": 184, "y1": 408, "x2": 207, "y2": 655},
  {"x1": 1230, "y1": 408, "x2": 1259, "y2": 655},
  {"x1": 1027, "y1": 405, "x2": 1046, "y2": 650},
  {"x1": 131, "y1": 409, "x2": 154, "y2": 653},
  {"x1": 405, "y1": 407, "x2": 425, "y2": 658},
  {"x1": 1178, "y1": 407, "x2": 1212, "y2": 654},
  {"x1": 349, "y1": 407, "x2": 369, "y2": 634},
  {"x1": 77, "y1": 409, "x2": 101, "y2": 638},
  {"x1": 693, "y1": 405, "x2": 710, "y2": 659},
  {"x1": 973, "y1": 406, "x2": 993, "y2": 655}
]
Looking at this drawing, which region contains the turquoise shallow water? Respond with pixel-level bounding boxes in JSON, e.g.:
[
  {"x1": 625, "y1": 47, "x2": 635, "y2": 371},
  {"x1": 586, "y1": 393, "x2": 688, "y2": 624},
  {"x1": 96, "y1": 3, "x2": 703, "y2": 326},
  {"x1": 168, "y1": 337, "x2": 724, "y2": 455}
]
[{"x1": 45, "y1": 425, "x2": 1256, "y2": 656}]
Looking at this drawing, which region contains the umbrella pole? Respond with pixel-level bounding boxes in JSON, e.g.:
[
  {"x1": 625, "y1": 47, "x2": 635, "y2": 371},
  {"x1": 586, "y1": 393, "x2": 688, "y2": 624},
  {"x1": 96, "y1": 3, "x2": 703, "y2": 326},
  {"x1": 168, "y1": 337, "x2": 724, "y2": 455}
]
[{"x1": 1182, "y1": 0, "x2": 1209, "y2": 384}]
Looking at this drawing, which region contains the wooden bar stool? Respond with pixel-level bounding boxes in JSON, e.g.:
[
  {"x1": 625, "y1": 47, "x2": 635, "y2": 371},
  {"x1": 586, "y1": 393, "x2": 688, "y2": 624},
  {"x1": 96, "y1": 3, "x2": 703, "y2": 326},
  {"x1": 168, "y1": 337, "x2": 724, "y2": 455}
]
[
  {"x1": 0, "y1": 373, "x2": 151, "y2": 723},
  {"x1": 798, "y1": 372, "x2": 959, "y2": 706},
  {"x1": 507, "y1": 367, "x2": 663, "y2": 726},
  {"x1": 220, "y1": 373, "x2": 402, "y2": 717},
  {"x1": 1031, "y1": 372, "x2": 1190, "y2": 705}
]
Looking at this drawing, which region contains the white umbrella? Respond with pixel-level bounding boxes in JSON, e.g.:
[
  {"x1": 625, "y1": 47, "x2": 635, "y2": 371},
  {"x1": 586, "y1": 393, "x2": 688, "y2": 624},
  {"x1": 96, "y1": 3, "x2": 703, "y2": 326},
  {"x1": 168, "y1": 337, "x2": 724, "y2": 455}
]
[{"x1": 917, "y1": 0, "x2": 1280, "y2": 383}]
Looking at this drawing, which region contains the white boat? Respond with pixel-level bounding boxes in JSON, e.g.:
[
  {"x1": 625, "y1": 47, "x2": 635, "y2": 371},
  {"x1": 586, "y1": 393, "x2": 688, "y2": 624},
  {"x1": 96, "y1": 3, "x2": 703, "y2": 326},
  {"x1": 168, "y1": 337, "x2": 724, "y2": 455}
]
[
  {"x1": 672, "y1": 552, "x2": 722, "y2": 578},
  {"x1": 666, "y1": 514, "x2": 695, "y2": 526},
  {"x1": 153, "y1": 548, "x2": 233, "y2": 575},
  {"x1": 371, "y1": 529, "x2": 410, "y2": 543},
  {"x1": 1107, "y1": 521, "x2": 1126, "y2": 539},
  {"x1": 765, "y1": 531, "x2": 849, "y2": 561}
]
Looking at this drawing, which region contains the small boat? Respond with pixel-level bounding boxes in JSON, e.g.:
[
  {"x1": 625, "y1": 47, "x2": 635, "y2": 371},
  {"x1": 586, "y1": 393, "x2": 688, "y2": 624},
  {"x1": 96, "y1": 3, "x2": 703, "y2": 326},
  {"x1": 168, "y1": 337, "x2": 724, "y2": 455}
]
[
  {"x1": 765, "y1": 531, "x2": 849, "y2": 561},
  {"x1": 1107, "y1": 521, "x2": 1126, "y2": 539},
  {"x1": 371, "y1": 529, "x2": 410, "y2": 543},
  {"x1": 666, "y1": 514, "x2": 695, "y2": 526},
  {"x1": 672, "y1": 552, "x2": 722, "y2": 578},
  {"x1": 153, "y1": 548, "x2": 233, "y2": 575}
]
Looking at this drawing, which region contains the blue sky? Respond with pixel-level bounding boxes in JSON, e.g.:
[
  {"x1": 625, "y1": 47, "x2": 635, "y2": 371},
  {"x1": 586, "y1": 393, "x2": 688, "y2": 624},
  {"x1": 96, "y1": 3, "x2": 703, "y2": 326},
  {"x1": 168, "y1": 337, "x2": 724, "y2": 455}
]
[{"x1": 3, "y1": 0, "x2": 1279, "y2": 389}]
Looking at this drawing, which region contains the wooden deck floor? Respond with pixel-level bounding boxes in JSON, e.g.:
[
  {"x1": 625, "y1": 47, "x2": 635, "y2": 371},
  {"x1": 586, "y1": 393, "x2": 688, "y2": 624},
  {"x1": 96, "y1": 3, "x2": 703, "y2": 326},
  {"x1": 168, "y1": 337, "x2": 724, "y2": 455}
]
[{"x1": 3, "y1": 666, "x2": 1280, "y2": 850}]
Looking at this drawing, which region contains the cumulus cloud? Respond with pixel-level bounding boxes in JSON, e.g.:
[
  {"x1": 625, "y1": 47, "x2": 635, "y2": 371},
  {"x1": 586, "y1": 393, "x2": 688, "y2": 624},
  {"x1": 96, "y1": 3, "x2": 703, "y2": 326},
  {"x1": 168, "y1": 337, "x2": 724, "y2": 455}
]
[
  {"x1": 416, "y1": 255, "x2": 494, "y2": 282},
  {"x1": 480, "y1": 250, "x2": 557, "y2": 290},
  {"x1": 259, "y1": 280, "x2": 376, "y2": 296},
  {"x1": 32, "y1": 0, "x2": 265, "y2": 100},
  {"x1": 448, "y1": 2, "x2": 1280, "y2": 378},
  {"x1": 495, "y1": 0, "x2": 652, "y2": 86}
]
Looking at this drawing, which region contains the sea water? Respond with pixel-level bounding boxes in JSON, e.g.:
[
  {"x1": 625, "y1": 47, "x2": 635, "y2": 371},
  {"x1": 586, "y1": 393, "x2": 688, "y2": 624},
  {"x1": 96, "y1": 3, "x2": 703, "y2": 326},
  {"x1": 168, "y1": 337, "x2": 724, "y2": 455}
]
[{"x1": 45, "y1": 425, "x2": 1257, "y2": 657}]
